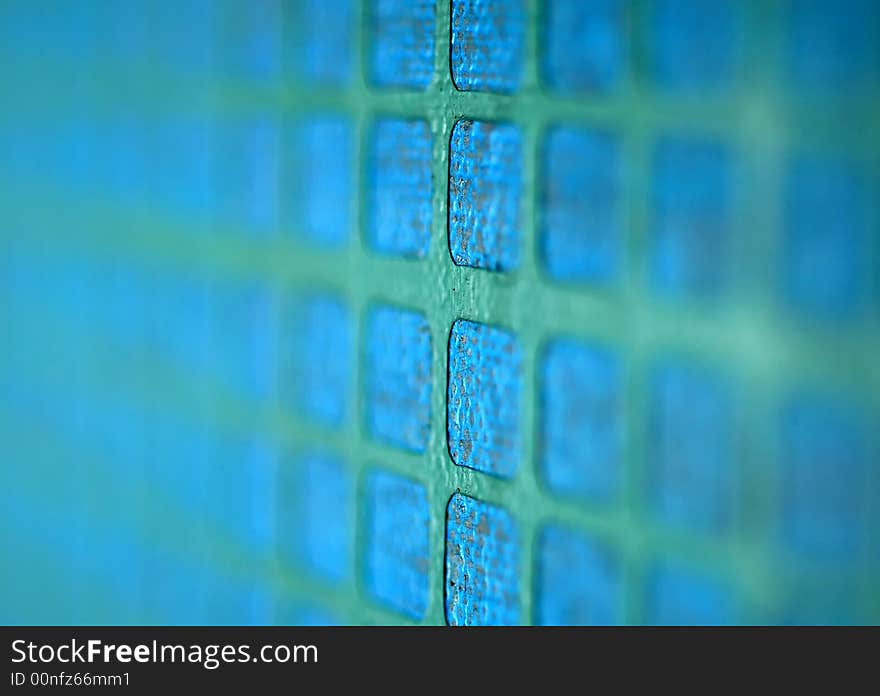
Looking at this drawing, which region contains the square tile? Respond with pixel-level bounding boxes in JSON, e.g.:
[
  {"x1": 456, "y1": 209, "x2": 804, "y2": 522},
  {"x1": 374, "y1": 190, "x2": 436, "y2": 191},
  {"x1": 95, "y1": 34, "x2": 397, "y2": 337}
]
[
  {"x1": 783, "y1": 154, "x2": 871, "y2": 319},
  {"x1": 367, "y1": 119, "x2": 433, "y2": 259},
  {"x1": 536, "y1": 525, "x2": 620, "y2": 625},
  {"x1": 218, "y1": 0, "x2": 282, "y2": 82},
  {"x1": 540, "y1": 339, "x2": 622, "y2": 501},
  {"x1": 288, "y1": 293, "x2": 351, "y2": 427},
  {"x1": 781, "y1": 395, "x2": 870, "y2": 563},
  {"x1": 787, "y1": 0, "x2": 880, "y2": 92},
  {"x1": 647, "y1": 562, "x2": 733, "y2": 625},
  {"x1": 207, "y1": 436, "x2": 276, "y2": 559},
  {"x1": 210, "y1": 283, "x2": 278, "y2": 402},
  {"x1": 451, "y1": 0, "x2": 525, "y2": 93},
  {"x1": 290, "y1": 0, "x2": 355, "y2": 86},
  {"x1": 449, "y1": 119, "x2": 523, "y2": 271},
  {"x1": 365, "y1": 305, "x2": 432, "y2": 452},
  {"x1": 650, "y1": 0, "x2": 739, "y2": 92},
  {"x1": 541, "y1": 127, "x2": 622, "y2": 283},
  {"x1": 287, "y1": 116, "x2": 354, "y2": 247},
  {"x1": 278, "y1": 451, "x2": 353, "y2": 583},
  {"x1": 363, "y1": 470, "x2": 430, "y2": 619},
  {"x1": 651, "y1": 136, "x2": 732, "y2": 300},
  {"x1": 369, "y1": 0, "x2": 435, "y2": 89},
  {"x1": 445, "y1": 493, "x2": 520, "y2": 625},
  {"x1": 447, "y1": 319, "x2": 522, "y2": 477},
  {"x1": 648, "y1": 361, "x2": 733, "y2": 532},
  {"x1": 541, "y1": 0, "x2": 626, "y2": 93},
  {"x1": 215, "y1": 118, "x2": 279, "y2": 236}
]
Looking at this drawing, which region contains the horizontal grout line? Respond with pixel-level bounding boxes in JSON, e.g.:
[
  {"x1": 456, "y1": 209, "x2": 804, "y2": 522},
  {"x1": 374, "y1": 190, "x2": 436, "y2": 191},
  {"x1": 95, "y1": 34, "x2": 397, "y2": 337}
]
[{"x1": 4, "y1": 180, "x2": 878, "y2": 405}]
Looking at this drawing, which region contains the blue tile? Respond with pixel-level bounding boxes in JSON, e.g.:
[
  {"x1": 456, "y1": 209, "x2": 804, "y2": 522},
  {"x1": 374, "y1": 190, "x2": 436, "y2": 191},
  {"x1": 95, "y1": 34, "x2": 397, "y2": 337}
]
[
  {"x1": 148, "y1": 415, "x2": 209, "y2": 517},
  {"x1": 215, "y1": 118, "x2": 280, "y2": 237},
  {"x1": 536, "y1": 525, "x2": 620, "y2": 625},
  {"x1": 207, "y1": 436, "x2": 277, "y2": 559},
  {"x1": 152, "y1": 118, "x2": 213, "y2": 224},
  {"x1": 366, "y1": 305, "x2": 432, "y2": 452},
  {"x1": 100, "y1": 116, "x2": 149, "y2": 207},
  {"x1": 289, "y1": 293, "x2": 351, "y2": 428},
  {"x1": 449, "y1": 119, "x2": 523, "y2": 271},
  {"x1": 102, "y1": 265, "x2": 147, "y2": 350},
  {"x1": 541, "y1": 127, "x2": 622, "y2": 284},
  {"x1": 447, "y1": 319, "x2": 522, "y2": 478},
  {"x1": 648, "y1": 361, "x2": 733, "y2": 532},
  {"x1": 542, "y1": 0, "x2": 626, "y2": 93},
  {"x1": 154, "y1": 275, "x2": 211, "y2": 375},
  {"x1": 650, "y1": 0, "x2": 739, "y2": 92},
  {"x1": 363, "y1": 470, "x2": 430, "y2": 619},
  {"x1": 787, "y1": 0, "x2": 880, "y2": 92},
  {"x1": 288, "y1": 116, "x2": 354, "y2": 248},
  {"x1": 367, "y1": 119, "x2": 433, "y2": 259},
  {"x1": 151, "y1": 0, "x2": 215, "y2": 78},
  {"x1": 279, "y1": 451, "x2": 353, "y2": 583},
  {"x1": 780, "y1": 395, "x2": 871, "y2": 564},
  {"x1": 218, "y1": 0, "x2": 282, "y2": 82},
  {"x1": 95, "y1": 3, "x2": 150, "y2": 69},
  {"x1": 783, "y1": 154, "x2": 871, "y2": 320},
  {"x1": 234, "y1": 441, "x2": 278, "y2": 561},
  {"x1": 647, "y1": 562, "x2": 733, "y2": 625},
  {"x1": 89, "y1": 531, "x2": 148, "y2": 618},
  {"x1": 540, "y1": 339, "x2": 622, "y2": 501},
  {"x1": 369, "y1": 0, "x2": 435, "y2": 89},
  {"x1": 210, "y1": 284, "x2": 278, "y2": 403},
  {"x1": 651, "y1": 137, "x2": 732, "y2": 300},
  {"x1": 779, "y1": 578, "x2": 865, "y2": 626},
  {"x1": 445, "y1": 493, "x2": 520, "y2": 626},
  {"x1": 203, "y1": 575, "x2": 274, "y2": 626},
  {"x1": 292, "y1": 0, "x2": 355, "y2": 87},
  {"x1": 93, "y1": 398, "x2": 147, "y2": 489},
  {"x1": 144, "y1": 549, "x2": 207, "y2": 625},
  {"x1": 451, "y1": 0, "x2": 525, "y2": 93}
]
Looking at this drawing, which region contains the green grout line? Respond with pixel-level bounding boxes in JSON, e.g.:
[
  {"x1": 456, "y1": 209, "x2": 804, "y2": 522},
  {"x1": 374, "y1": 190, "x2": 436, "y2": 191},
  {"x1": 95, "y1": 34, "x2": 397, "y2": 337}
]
[{"x1": 5, "y1": 183, "x2": 878, "y2": 401}]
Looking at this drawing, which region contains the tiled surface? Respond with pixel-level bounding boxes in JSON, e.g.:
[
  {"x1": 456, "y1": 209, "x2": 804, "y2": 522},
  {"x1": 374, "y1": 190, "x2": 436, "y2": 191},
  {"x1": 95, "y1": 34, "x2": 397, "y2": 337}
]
[
  {"x1": 448, "y1": 119, "x2": 523, "y2": 271},
  {"x1": 367, "y1": 119, "x2": 433, "y2": 259},
  {"x1": 451, "y1": 0, "x2": 526, "y2": 94},
  {"x1": 365, "y1": 304, "x2": 432, "y2": 452},
  {"x1": 279, "y1": 450, "x2": 354, "y2": 583},
  {"x1": 1, "y1": 0, "x2": 878, "y2": 626},
  {"x1": 539, "y1": 339, "x2": 622, "y2": 501},
  {"x1": 535, "y1": 525, "x2": 620, "y2": 625},
  {"x1": 364, "y1": 470, "x2": 431, "y2": 619},
  {"x1": 541, "y1": 0, "x2": 626, "y2": 94},
  {"x1": 541, "y1": 126, "x2": 622, "y2": 284},
  {"x1": 369, "y1": 0, "x2": 436, "y2": 90},
  {"x1": 447, "y1": 319, "x2": 523, "y2": 478},
  {"x1": 445, "y1": 493, "x2": 520, "y2": 625}
]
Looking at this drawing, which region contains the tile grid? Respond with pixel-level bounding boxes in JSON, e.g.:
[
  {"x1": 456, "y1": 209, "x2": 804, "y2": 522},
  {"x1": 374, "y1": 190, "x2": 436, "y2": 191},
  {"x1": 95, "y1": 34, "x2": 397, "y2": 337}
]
[
  {"x1": 280, "y1": 0, "x2": 746, "y2": 624},
  {"x1": 286, "y1": 0, "x2": 877, "y2": 624},
  {"x1": 3, "y1": 0, "x2": 878, "y2": 624}
]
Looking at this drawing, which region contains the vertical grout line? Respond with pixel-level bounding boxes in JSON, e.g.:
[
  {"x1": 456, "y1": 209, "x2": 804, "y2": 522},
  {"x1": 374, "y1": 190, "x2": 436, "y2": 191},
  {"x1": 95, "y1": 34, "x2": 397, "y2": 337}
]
[
  {"x1": 428, "y1": 0, "x2": 455, "y2": 627},
  {"x1": 620, "y1": 0, "x2": 651, "y2": 626},
  {"x1": 346, "y1": 0, "x2": 371, "y2": 623},
  {"x1": 515, "y1": 0, "x2": 543, "y2": 626},
  {"x1": 730, "y1": 0, "x2": 785, "y2": 624}
]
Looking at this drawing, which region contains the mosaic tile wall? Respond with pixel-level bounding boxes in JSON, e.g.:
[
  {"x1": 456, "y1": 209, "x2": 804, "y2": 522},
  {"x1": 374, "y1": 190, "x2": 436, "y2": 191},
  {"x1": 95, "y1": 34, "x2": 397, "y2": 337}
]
[{"x1": 1, "y1": 0, "x2": 878, "y2": 625}]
